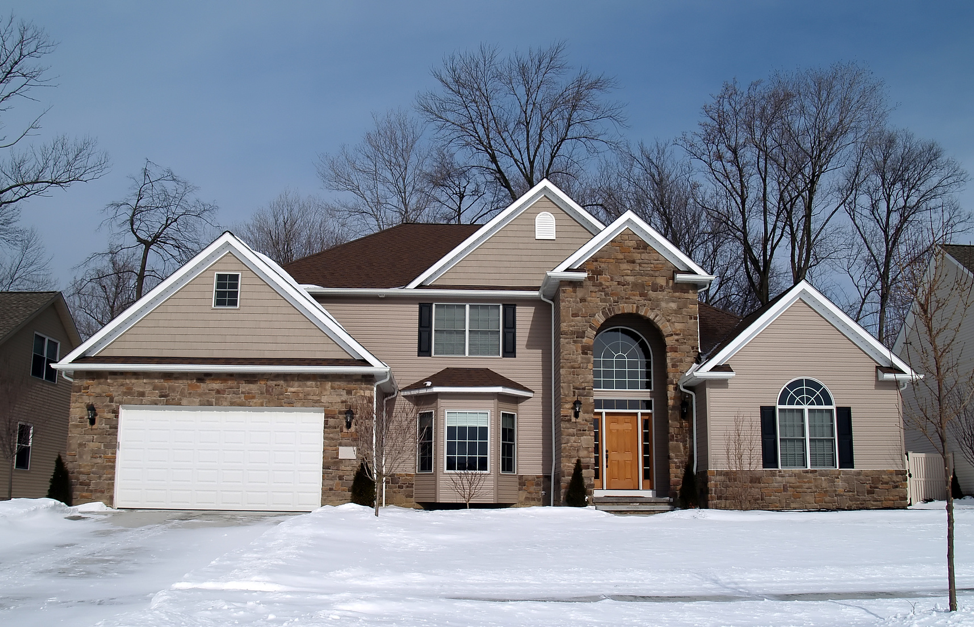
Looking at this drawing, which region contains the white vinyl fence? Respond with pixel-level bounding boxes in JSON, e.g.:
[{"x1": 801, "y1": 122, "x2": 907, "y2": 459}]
[{"x1": 907, "y1": 452, "x2": 953, "y2": 504}]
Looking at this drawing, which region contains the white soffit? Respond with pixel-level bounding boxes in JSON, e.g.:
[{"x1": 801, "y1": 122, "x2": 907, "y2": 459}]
[
  {"x1": 697, "y1": 280, "x2": 916, "y2": 378},
  {"x1": 57, "y1": 232, "x2": 386, "y2": 370},
  {"x1": 553, "y1": 211, "x2": 711, "y2": 280},
  {"x1": 406, "y1": 179, "x2": 605, "y2": 288}
]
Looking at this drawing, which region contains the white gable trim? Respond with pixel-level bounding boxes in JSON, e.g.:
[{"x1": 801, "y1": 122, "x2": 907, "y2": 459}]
[
  {"x1": 552, "y1": 211, "x2": 713, "y2": 284},
  {"x1": 406, "y1": 180, "x2": 604, "y2": 288},
  {"x1": 696, "y1": 281, "x2": 916, "y2": 379},
  {"x1": 58, "y1": 233, "x2": 386, "y2": 370}
]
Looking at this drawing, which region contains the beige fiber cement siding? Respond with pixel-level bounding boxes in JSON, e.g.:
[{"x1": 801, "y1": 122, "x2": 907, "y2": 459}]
[
  {"x1": 435, "y1": 197, "x2": 594, "y2": 287},
  {"x1": 0, "y1": 305, "x2": 76, "y2": 498},
  {"x1": 100, "y1": 253, "x2": 352, "y2": 360},
  {"x1": 707, "y1": 299, "x2": 904, "y2": 471},
  {"x1": 318, "y1": 296, "x2": 550, "y2": 478}
]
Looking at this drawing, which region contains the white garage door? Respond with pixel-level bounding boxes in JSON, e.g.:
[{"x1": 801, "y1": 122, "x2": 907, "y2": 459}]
[{"x1": 115, "y1": 406, "x2": 325, "y2": 511}]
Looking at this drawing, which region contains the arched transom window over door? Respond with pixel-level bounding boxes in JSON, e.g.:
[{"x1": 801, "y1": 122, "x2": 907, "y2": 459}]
[
  {"x1": 777, "y1": 378, "x2": 837, "y2": 469},
  {"x1": 594, "y1": 328, "x2": 651, "y2": 390}
]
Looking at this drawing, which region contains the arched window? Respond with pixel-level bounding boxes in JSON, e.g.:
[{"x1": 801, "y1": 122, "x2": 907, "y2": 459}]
[
  {"x1": 535, "y1": 211, "x2": 556, "y2": 239},
  {"x1": 593, "y1": 328, "x2": 651, "y2": 390},
  {"x1": 777, "y1": 378, "x2": 836, "y2": 468}
]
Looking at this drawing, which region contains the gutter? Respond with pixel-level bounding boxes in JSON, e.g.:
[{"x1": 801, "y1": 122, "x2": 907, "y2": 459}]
[
  {"x1": 303, "y1": 287, "x2": 540, "y2": 299},
  {"x1": 678, "y1": 375, "x2": 699, "y2": 477}
]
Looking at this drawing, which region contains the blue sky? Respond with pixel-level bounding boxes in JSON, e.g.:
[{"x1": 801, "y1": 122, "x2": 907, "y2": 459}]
[{"x1": 6, "y1": 1, "x2": 974, "y2": 287}]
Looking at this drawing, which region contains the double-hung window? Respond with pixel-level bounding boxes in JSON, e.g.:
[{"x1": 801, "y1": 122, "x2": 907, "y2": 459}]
[
  {"x1": 417, "y1": 411, "x2": 433, "y2": 473},
  {"x1": 213, "y1": 273, "x2": 240, "y2": 308},
  {"x1": 776, "y1": 378, "x2": 836, "y2": 469},
  {"x1": 433, "y1": 304, "x2": 500, "y2": 357},
  {"x1": 31, "y1": 333, "x2": 59, "y2": 383},
  {"x1": 15, "y1": 423, "x2": 32, "y2": 470},
  {"x1": 501, "y1": 412, "x2": 516, "y2": 474},
  {"x1": 445, "y1": 411, "x2": 489, "y2": 471}
]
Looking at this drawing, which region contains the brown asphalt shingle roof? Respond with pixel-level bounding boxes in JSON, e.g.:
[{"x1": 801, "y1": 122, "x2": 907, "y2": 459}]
[
  {"x1": 698, "y1": 302, "x2": 742, "y2": 356},
  {"x1": 0, "y1": 291, "x2": 59, "y2": 344},
  {"x1": 402, "y1": 368, "x2": 533, "y2": 394},
  {"x1": 283, "y1": 223, "x2": 482, "y2": 288}
]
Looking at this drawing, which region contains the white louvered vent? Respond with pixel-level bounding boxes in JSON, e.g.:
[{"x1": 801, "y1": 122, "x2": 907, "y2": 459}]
[{"x1": 535, "y1": 211, "x2": 556, "y2": 240}]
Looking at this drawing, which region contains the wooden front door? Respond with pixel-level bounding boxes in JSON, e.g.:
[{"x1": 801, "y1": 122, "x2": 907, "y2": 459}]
[{"x1": 604, "y1": 413, "x2": 640, "y2": 490}]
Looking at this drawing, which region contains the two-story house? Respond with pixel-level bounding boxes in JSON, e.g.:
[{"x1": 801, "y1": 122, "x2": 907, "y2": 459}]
[{"x1": 56, "y1": 181, "x2": 914, "y2": 511}]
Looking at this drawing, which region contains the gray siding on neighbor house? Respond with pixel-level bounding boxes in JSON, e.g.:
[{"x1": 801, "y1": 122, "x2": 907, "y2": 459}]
[
  {"x1": 0, "y1": 304, "x2": 76, "y2": 498},
  {"x1": 705, "y1": 299, "x2": 904, "y2": 471},
  {"x1": 318, "y1": 296, "x2": 552, "y2": 480},
  {"x1": 99, "y1": 253, "x2": 353, "y2": 360},
  {"x1": 434, "y1": 197, "x2": 594, "y2": 287}
]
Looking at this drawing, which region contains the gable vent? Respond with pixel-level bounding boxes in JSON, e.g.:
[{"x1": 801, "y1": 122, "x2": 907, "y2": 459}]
[{"x1": 535, "y1": 212, "x2": 556, "y2": 240}]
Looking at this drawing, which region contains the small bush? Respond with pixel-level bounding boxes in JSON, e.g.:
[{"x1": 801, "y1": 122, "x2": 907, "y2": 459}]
[
  {"x1": 565, "y1": 459, "x2": 587, "y2": 507},
  {"x1": 350, "y1": 463, "x2": 375, "y2": 507},
  {"x1": 47, "y1": 454, "x2": 72, "y2": 506},
  {"x1": 678, "y1": 460, "x2": 698, "y2": 509},
  {"x1": 952, "y1": 472, "x2": 964, "y2": 499}
]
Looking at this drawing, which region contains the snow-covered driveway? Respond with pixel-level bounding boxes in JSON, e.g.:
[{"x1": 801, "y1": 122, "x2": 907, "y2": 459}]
[{"x1": 2, "y1": 499, "x2": 974, "y2": 626}]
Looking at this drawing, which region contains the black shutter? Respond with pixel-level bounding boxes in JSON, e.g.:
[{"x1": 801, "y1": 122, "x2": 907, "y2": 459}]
[
  {"x1": 837, "y1": 407, "x2": 854, "y2": 469},
  {"x1": 760, "y1": 406, "x2": 778, "y2": 469},
  {"x1": 502, "y1": 304, "x2": 516, "y2": 358},
  {"x1": 417, "y1": 303, "x2": 432, "y2": 357}
]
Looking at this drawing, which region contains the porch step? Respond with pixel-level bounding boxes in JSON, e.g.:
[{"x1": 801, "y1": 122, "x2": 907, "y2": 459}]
[{"x1": 592, "y1": 496, "x2": 675, "y2": 515}]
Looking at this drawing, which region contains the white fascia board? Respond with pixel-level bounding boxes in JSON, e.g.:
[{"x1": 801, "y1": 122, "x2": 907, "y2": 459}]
[
  {"x1": 58, "y1": 233, "x2": 385, "y2": 370},
  {"x1": 305, "y1": 287, "x2": 541, "y2": 299},
  {"x1": 553, "y1": 211, "x2": 710, "y2": 278},
  {"x1": 540, "y1": 271, "x2": 588, "y2": 299},
  {"x1": 679, "y1": 364, "x2": 735, "y2": 386},
  {"x1": 406, "y1": 179, "x2": 604, "y2": 289},
  {"x1": 877, "y1": 369, "x2": 922, "y2": 382},
  {"x1": 697, "y1": 280, "x2": 918, "y2": 378},
  {"x1": 400, "y1": 386, "x2": 534, "y2": 398}
]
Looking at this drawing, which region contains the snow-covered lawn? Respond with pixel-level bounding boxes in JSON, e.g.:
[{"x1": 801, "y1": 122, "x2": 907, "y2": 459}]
[{"x1": 2, "y1": 499, "x2": 974, "y2": 626}]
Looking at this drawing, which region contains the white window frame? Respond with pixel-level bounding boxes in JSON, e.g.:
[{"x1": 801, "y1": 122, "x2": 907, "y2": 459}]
[
  {"x1": 15, "y1": 422, "x2": 32, "y2": 470},
  {"x1": 500, "y1": 411, "x2": 517, "y2": 474},
  {"x1": 776, "y1": 378, "x2": 838, "y2": 469},
  {"x1": 444, "y1": 410, "x2": 490, "y2": 473},
  {"x1": 213, "y1": 272, "x2": 241, "y2": 309},
  {"x1": 417, "y1": 410, "x2": 434, "y2": 474},
  {"x1": 432, "y1": 303, "x2": 501, "y2": 357},
  {"x1": 535, "y1": 211, "x2": 556, "y2": 239},
  {"x1": 31, "y1": 332, "x2": 59, "y2": 384}
]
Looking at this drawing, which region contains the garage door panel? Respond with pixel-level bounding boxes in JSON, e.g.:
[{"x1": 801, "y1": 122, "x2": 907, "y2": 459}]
[{"x1": 115, "y1": 407, "x2": 325, "y2": 511}]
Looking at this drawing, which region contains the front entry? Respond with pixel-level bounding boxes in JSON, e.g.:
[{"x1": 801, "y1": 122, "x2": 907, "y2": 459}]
[{"x1": 595, "y1": 410, "x2": 653, "y2": 492}]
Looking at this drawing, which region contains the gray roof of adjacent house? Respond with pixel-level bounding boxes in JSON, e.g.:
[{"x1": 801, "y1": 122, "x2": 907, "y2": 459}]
[
  {"x1": 943, "y1": 244, "x2": 974, "y2": 274},
  {"x1": 0, "y1": 291, "x2": 80, "y2": 347}
]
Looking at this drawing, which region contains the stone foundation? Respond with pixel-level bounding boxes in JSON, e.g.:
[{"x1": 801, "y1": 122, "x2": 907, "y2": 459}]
[
  {"x1": 383, "y1": 473, "x2": 417, "y2": 507},
  {"x1": 518, "y1": 474, "x2": 547, "y2": 506},
  {"x1": 704, "y1": 469, "x2": 909, "y2": 510},
  {"x1": 66, "y1": 371, "x2": 373, "y2": 507}
]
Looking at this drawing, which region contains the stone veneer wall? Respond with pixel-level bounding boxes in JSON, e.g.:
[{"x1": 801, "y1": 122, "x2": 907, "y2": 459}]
[
  {"x1": 66, "y1": 371, "x2": 374, "y2": 507},
  {"x1": 518, "y1": 474, "x2": 546, "y2": 506},
  {"x1": 704, "y1": 469, "x2": 909, "y2": 510},
  {"x1": 557, "y1": 231, "x2": 699, "y2": 503}
]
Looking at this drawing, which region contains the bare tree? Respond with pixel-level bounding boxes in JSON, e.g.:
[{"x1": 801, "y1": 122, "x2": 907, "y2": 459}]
[
  {"x1": 102, "y1": 160, "x2": 217, "y2": 300},
  {"x1": 0, "y1": 359, "x2": 29, "y2": 499},
  {"x1": 237, "y1": 190, "x2": 348, "y2": 265},
  {"x1": 0, "y1": 227, "x2": 53, "y2": 290},
  {"x1": 842, "y1": 129, "x2": 969, "y2": 345},
  {"x1": 67, "y1": 246, "x2": 139, "y2": 339},
  {"x1": 0, "y1": 15, "x2": 109, "y2": 234},
  {"x1": 898, "y1": 245, "x2": 974, "y2": 612},
  {"x1": 720, "y1": 412, "x2": 760, "y2": 510},
  {"x1": 449, "y1": 470, "x2": 487, "y2": 508},
  {"x1": 418, "y1": 42, "x2": 625, "y2": 204},
  {"x1": 318, "y1": 109, "x2": 437, "y2": 235},
  {"x1": 353, "y1": 395, "x2": 417, "y2": 517},
  {"x1": 424, "y1": 148, "x2": 498, "y2": 224}
]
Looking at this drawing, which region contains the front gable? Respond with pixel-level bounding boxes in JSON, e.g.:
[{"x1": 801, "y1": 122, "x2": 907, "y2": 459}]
[{"x1": 98, "y1": 252, "x2": 354, "y2": 360}]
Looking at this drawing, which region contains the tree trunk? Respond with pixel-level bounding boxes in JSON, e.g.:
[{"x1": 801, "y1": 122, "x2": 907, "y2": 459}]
[
  {"x1": 945, "y1": 454, "x2": 957, "y2": 611},
  {"x1": 373, "y1": 467, "x2": 381, "y2": 518}
]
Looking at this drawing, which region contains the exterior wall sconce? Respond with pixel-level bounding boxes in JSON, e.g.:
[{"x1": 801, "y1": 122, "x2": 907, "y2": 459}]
[
  {"x1": 86, "y1": 403, "x2": 97, "y2": 426},
  {"x1": 572, "y1": 398, "x2": 582, "y2": 420},
  {"x1": 344, "y1": 408, "x2": 354, "y2": 430}
]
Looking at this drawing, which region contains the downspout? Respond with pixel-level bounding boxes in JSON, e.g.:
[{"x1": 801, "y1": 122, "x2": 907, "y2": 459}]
[
  {"x1": 372, "y1": 368, "x2": 392, "y2": 517},
  {"x1": 540, "y1": 292, "x2": 557, "y2": 507},
  {"x1": 381, "y1": 389, "x2": 399, "y2": 508},
  {"x1": 678, "y1": 379, "x2": 698, "y2": 476}
]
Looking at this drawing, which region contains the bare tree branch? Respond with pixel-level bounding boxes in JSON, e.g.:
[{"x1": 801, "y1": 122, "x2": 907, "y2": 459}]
[{"x1": 237, "y1": 189, "x2": 348, "y2": 265}]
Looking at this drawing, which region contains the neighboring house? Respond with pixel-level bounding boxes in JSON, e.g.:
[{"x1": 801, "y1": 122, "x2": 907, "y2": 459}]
[
  {"x1": 896, "y1": 244, "x2": 974, "y2": 497},
  {"x1": 0, "y1": 292, "x2": 81, "y2": 499},
  {"x1": 56, "y1": 181, "x2": 914, "y2": 511}
]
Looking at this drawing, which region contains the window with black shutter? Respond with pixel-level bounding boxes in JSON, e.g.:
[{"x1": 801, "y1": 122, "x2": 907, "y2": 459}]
[
  {"x1": 760, "y1": 406, "x2": 778, "y2": 468},
  {"x1": 837, "y1": 407, "x2": 854, "y2": 469}
]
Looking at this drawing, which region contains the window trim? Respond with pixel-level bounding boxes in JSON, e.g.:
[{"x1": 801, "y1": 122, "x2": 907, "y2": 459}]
[
  {"x1": 212, "y1": 272, "x2": 241, "y2": 309},
  {"x1": 15, "y1": 422, "x2": 32, "y2": 470},
  {"x1": 417, "y1": 411, "x2": 434, "y2": 474},
  {"x1": 500, "y1": 411, "x2": 516, "y2": 474},
  {"x1": 776, "y1": 378, "x2": 838, "y2": 469},
  {"x1": 593, "y1": 326, "x2": 653, "y2": 392},
  {"x1": 432, "y1": 303, "x2": 502, "y2": 358},
  {"x1": 31, "y1": 333, "x2": 59, "y2": 384},
  {"x1": 444, "y1": 410, "x2": 490, "y2": 473}
]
